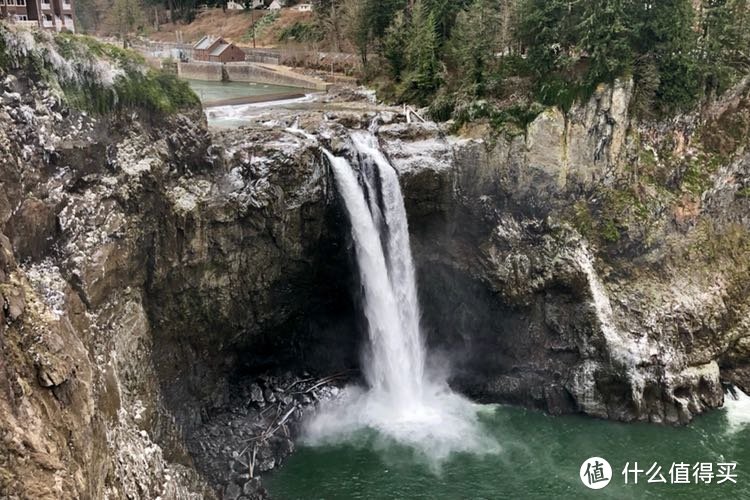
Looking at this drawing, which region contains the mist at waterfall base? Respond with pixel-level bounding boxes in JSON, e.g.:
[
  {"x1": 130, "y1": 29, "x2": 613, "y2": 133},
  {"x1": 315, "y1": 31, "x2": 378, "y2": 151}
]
[{"x1": 301, "y1": 132, "x2": 499, "y2": 463}]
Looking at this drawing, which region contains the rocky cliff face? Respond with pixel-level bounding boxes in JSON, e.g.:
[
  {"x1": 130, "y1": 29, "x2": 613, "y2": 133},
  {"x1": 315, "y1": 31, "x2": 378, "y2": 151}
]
[
  {"x1": 0, "y1": 27, "x2": 356, "y2": 499},
  {"x1": 1, "y1": 25, "x2": 749, "y2": 500},
  {"x1": 386, "y1": 80, "x2": 750, "y2": 425}
]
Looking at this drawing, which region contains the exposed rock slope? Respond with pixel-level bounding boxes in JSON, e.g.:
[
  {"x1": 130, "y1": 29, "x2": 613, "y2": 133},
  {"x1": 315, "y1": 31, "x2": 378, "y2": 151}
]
[
  {"x1": 0, "y1": 27, "x2": 351, "y2": 499},
  {"x1": 387, "y1": 81, "x2": 750, "y2": 424},
  {"x1": 1, "y1": 25, "x2": 749, "y2": 500}
]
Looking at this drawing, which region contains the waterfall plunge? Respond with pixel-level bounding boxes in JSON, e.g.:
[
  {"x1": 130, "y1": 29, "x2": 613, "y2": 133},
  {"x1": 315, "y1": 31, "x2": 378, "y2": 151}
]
[
  {"x1": 304, "y1": 133, "x2": 497, "y2": 461},
  {"x1": 724, "y1": 387, "x2": 750, "y2": 433}
]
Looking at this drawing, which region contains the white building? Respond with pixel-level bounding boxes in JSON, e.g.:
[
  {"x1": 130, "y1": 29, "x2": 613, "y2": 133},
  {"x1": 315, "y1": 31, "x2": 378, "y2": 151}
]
[
  {"x1": 268, "y1": 0, "x2": 282, "y2": 10},
  {"x1": 294, "y1": 3, "x2": 312, "y2": 11},
  {"x1": 226, "y1": 0, "x2": 243, "y2": 9}
]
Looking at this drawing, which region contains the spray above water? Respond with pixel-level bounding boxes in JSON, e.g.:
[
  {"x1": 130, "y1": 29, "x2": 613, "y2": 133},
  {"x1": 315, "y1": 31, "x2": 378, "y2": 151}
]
[
  {"x1": 724, "y1": 387, "x2": 750, "y2": 433},
  {"x1": 304, "y1": 132, "x2": 498, "y2": 461}
]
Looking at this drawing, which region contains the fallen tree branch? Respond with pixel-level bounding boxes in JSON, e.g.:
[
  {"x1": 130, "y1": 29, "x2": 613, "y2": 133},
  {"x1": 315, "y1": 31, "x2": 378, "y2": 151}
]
[{"x1": 290, "y1": 372, "x2": 349, "y2": 395}]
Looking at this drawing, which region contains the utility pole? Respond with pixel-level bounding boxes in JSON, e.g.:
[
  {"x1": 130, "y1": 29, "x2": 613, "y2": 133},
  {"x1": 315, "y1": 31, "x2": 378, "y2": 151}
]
[{"x1": 252, "y1": 8, "x2": 256, "y2": 48}]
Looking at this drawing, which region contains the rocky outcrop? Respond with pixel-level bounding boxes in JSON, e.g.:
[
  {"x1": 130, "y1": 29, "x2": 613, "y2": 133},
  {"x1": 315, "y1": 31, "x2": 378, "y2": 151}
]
[
  {"x1": 0, "y1": 27, "x2": 356, "y2": 499},
  {"x1": 381, "y1": 78, "x2": 750, "y2": 425},
  {"x1": 1, "y1": 25, "x2": 749, "y2": 500}
]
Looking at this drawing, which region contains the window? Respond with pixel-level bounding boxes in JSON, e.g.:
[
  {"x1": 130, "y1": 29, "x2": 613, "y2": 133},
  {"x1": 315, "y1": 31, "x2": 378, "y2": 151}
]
[
  {"x1": 15, "y1": 14, "x2": 28, "y2": 21},
  {"x1": 17, "y1": 0, "x2": 25, "y2": 5},
  {"x1": 7, "y1": 0, "x2": 16, "y2": 6}
]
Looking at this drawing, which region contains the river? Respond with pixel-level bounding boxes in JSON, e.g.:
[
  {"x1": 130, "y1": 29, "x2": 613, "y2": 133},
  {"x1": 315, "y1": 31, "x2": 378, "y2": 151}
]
[{"x1": 266, "y1": 392, "x2": 750, "y2": 499}]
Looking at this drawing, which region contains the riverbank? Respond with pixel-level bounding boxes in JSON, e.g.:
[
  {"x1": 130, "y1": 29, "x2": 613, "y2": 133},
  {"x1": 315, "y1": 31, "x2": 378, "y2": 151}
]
[{"x1": 186, "y1": 371, "x2": 352, "y2": 499}]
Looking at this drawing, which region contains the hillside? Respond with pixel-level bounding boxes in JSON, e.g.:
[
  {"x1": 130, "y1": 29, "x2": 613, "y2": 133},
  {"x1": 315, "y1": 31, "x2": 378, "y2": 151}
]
[{"x1": 148, "y1": 8, "x2": 313, "y2": 48}]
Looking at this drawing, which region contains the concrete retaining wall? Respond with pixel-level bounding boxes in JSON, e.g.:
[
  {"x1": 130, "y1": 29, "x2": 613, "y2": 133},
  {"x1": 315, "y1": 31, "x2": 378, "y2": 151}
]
[
  {"x1": 134, "y1": 41, "x2": 194, "y2": 60},
  {"x1": 223, "y1": 62, "x2": 328, "y2": 91},
  {"x1": 245, "y1": 49, "x2": 281, "y2": 65},
  {"x1": 177, "y1": 61, "x2": 222, "y2": 81},
  {"x1": 177, "y1": 61, "x2": 328, "y2": 90}
]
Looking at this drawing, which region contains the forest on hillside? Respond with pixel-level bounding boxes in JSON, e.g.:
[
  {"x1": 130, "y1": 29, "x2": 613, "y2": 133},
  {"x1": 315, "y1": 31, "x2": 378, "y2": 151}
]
[
  {"x1": 321, "y1": 0, "x2": 750, "y2": 126},
  {"x1": 81, "y1": 0, "x2": 750, "y2": 125}
]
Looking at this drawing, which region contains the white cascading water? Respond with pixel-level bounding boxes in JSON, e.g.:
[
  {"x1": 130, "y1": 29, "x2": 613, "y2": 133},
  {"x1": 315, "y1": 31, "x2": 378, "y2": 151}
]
[
  {"x1": 723, "y1": 387, "x2": 750, "y2": 433},
  {"x1": 574, "y1": 244, "x2": 647, "y2": 376},
  {"x1": 305, "y1": 132, "x2": 497, "y2": 461},
  {"x1": 352, "y1": 131, "x2": 426, "y2": 403}
]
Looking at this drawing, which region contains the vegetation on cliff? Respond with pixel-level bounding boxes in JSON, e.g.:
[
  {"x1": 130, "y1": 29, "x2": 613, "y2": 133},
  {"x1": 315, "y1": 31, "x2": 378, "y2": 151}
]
[
  {"x1": 311, "y1": 0, "x2": 750, "y2": 124},
  {"x1": 0, "y1": 24, "x2": 198, "y2": 115}
]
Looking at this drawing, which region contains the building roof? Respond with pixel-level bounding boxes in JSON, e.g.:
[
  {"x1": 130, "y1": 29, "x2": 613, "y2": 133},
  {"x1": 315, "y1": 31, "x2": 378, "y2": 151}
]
[
  {"x1": 210, "y1": 43, "x2": 231, "y2": 56},
  {"x1": 194, "y1": 35, "x2": 218, "y2": 50}
]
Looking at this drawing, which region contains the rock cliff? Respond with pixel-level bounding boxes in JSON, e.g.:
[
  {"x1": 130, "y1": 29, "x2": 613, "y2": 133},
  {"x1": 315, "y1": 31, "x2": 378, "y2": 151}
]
[
  {"x1": 388, "y1": 80, "x2": 750, "y2": 424},
  {"x1": 0, "y1": 25, "x2": 748, "y2": 499}
]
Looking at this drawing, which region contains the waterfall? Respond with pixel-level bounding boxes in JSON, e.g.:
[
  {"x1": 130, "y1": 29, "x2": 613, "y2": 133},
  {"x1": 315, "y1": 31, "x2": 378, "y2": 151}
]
[
  {"x1": 305, "y1": 133, "x2": 497, "y2": 461},
  {"x1": 574, "y1": 244, "x2": 621, "y2": 346},
  {"x1": 352, "y1": 131, "x2": 426, "y2": 401},
  {"x1": 322, "y1": 148, "x2": 422, "y2": 407},
  {"x1": 724, "y1": 387, "x2": 750, "y2": 433},
  {"x1": 573, "y1": 244, "x2": 648, "y2": 405}
]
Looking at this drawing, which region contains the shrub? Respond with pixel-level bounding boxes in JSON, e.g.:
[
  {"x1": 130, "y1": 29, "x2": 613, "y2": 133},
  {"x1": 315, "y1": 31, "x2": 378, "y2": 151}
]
[{"x1": 278, "y1": 21, "x2": 324, "y2": 43}]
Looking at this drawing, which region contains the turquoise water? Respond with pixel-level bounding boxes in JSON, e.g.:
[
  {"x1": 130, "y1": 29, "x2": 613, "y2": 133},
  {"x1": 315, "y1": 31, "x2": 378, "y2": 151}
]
[
  {"x1": 185, "y1": 79, "x2": 301, "y2": 103},
  {"x1": 266, "y1": 396, "x2": 750, "y2": 499}
]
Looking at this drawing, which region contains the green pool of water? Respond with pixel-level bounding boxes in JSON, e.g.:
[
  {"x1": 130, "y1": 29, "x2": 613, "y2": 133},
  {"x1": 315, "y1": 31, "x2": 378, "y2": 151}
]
[
  {"x1": 185, "y1": 79, "x2": 301, "y2": 103},
  {"x1": 266, "y1": 397, "x2": 749, "y2": 499}
]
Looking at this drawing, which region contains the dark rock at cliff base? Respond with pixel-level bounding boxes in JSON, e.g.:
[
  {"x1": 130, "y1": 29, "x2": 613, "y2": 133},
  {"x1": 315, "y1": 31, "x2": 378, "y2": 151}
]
[
  {"x1": 243, "y1": 478, "x2": 265, "y2": 497},
  {"x1": 224, "y1": 482, "x2": 242, "y2": 500},
  {"x1": 250, "y1": 384, "x2": 264, "y2": 405}
]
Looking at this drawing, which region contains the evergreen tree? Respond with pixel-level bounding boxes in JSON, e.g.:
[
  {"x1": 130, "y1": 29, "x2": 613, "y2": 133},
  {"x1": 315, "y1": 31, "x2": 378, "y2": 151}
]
[
  {"x1": 630, "y1": 0, "x2": 702, "y2": 112},
  {"x1": 517, "y1": 0, "x2": 582, "y2": 78},
  {"x1": 340, "y1": 0, "x2": 407, "y2": 68},
  {"x1": 382, "y1": 12, "x2": 409, "y2": 80},
  {"x1": 579, "y1": 0, "x2": 633, "y2": 86},
  {"x1": 423, "y1": 0, "x2": 472, "y2": 41},
  {"x1": 367, "y1": 0, "x2": 409, "y2": 39},
  {"x1": 447, "y1": 0, "x2": 507, "y2": 96},
  {"x1": 701, "y1": 0, "x2": 750, "y2": 94},
  {"x1": 402, "y1": 0, "x2": 441, "y2": 101}
]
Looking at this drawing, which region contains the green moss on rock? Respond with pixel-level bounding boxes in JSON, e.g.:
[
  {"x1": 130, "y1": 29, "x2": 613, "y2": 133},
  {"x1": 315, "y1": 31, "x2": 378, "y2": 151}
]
[{"x1": 0, "y1": 26, "x2": 199, "y2": 116}]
